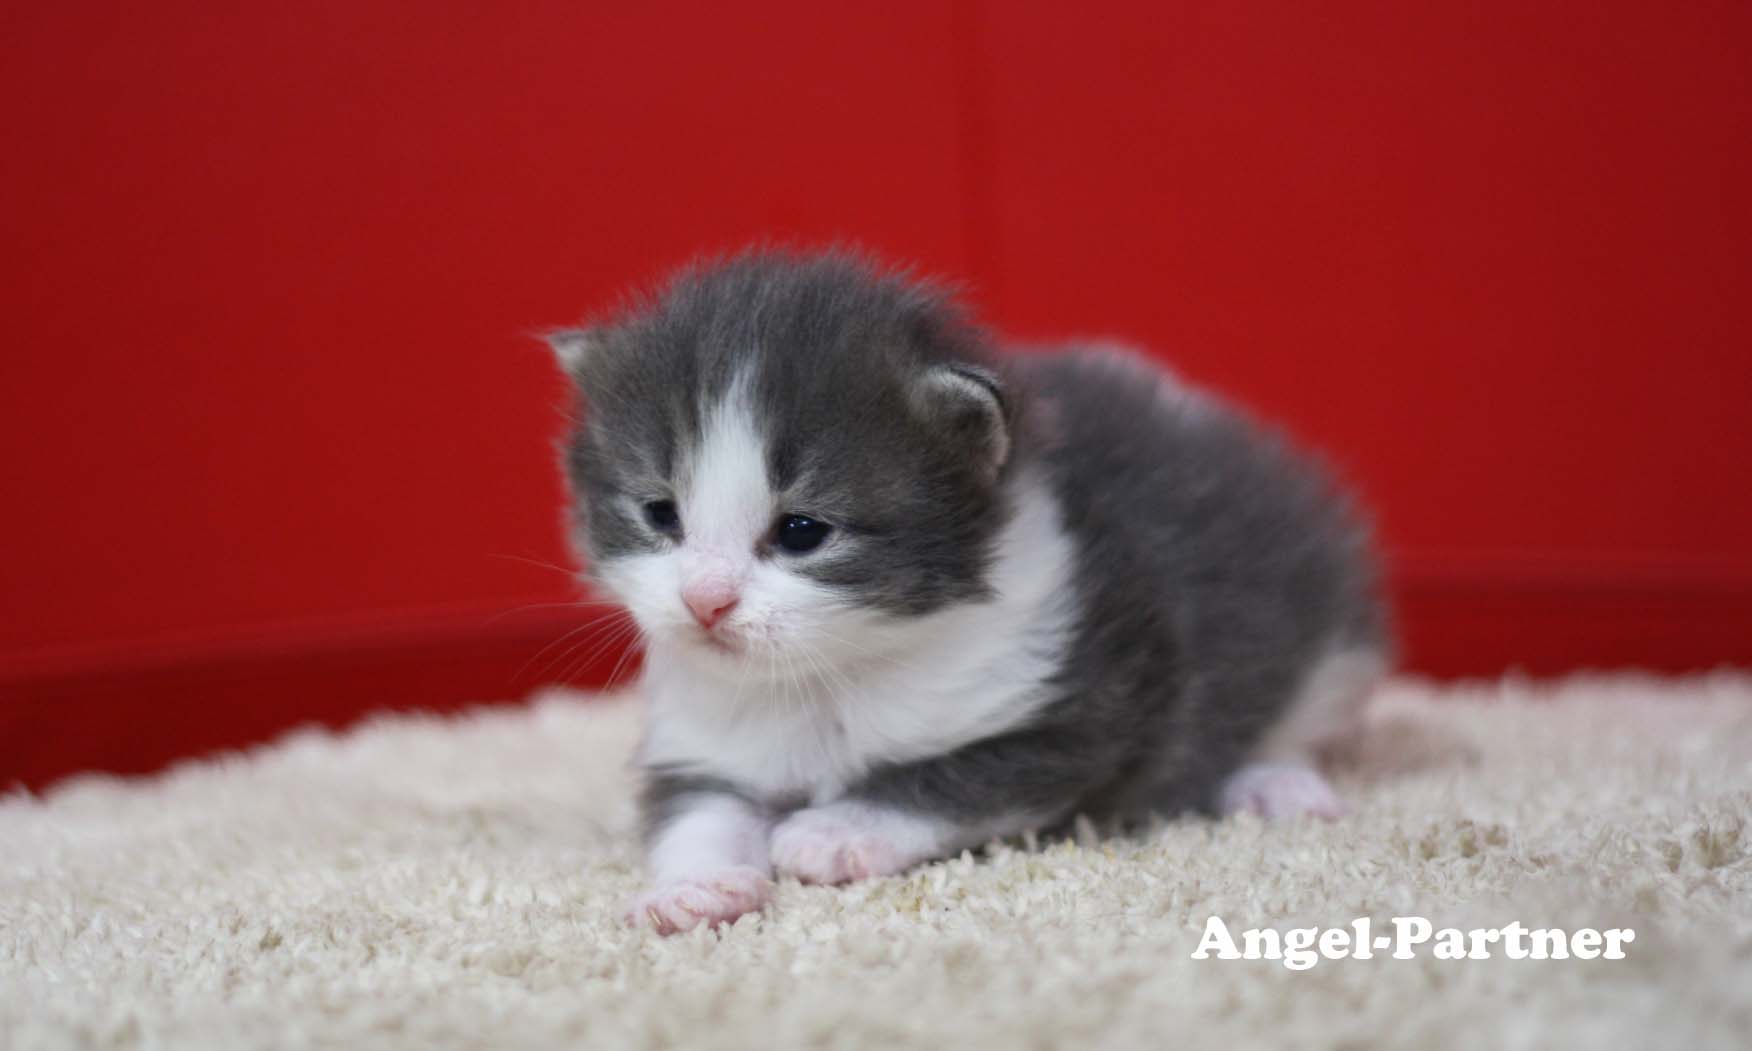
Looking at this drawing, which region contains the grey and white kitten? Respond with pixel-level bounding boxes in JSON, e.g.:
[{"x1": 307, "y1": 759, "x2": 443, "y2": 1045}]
[{"x1": 549, "y1": 251, "x2": 1389, "y2": 935}]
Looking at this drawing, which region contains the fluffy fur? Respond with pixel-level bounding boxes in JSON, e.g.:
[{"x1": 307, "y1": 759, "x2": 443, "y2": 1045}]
[
  {"x1": 6, "y1": 676, "x2": 1751, "y2": 1048},
  {"x1": 549, "y1": 251, "x2": 1390, "y2": 933}
]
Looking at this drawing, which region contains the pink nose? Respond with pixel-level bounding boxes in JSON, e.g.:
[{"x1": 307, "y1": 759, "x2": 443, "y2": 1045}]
[{"x1": 683, "y1": 587, "x2": 739, "y2": 630}]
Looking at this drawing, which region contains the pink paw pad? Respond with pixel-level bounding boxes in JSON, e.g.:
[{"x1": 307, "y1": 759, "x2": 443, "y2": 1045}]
[
  {"x1": 625, "y1": 866, "x2": 772, "y2": 935},
  {"x1": 1220, "y1": 763, "x2": 1347, "y2": 820}
]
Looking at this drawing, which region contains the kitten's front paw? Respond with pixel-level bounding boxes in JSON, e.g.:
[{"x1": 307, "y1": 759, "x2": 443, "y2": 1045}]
[
  {"x1": 1220, "y1": 762, "x2": 1347, "y2": 820},
  {"x1": 770, "y1": 807, "x2": 910, "y2": 884},
  {"x1": 624, "y1": 866, "x2": 772, "y2": 935}
]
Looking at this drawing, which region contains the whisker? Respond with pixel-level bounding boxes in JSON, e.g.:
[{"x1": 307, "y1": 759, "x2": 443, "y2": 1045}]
[
  {"x1": 527, "y1": 611, "x2": 624, "y2": 668},
  {"x1": 600, "y1": 627, "x2": 647, "y2": 691},
  {"x1": 488, "y1": 552, "x2": 584, "y2": 578},
  {"x1": 552, "y1": 618, "x2": 641, "y2": 685},
  {"x1": 516, "y1": 619, "x2": 610, "y2": 685},
  {"x1": 779, "y1": 650, "x2": 806, "y2": 724},
  {"x1": 783, "y1": 646, "x2": 835, "y2": 770},
  {"x1": 765, "y1": 649, "x2": 788, "y2": 719},
  {"x1": 484, "y1": 599, "x2": 619, "y2": 626},
  {"x1": 521, "y1": 612, "x2": 632, "y2": 684},
  {"x1": 728, "y1": 644, "x2": 754, "y2": 709},
  {"x1": 810, "y1": 626, "x2": 925, "y2": 676},
  {"x1": 796, "y1": 643, "x2": 838, "y2": 705},
  {"x1": 805, "y1": 641, "x2": 859, "y2": 709}
]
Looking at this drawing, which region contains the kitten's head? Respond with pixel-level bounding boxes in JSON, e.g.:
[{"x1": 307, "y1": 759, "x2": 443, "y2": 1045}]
[{"x1": 549, "y1": 251, "x2": 1019, "y2": 680}]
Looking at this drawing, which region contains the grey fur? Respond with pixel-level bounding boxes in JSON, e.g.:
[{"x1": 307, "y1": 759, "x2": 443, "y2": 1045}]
[
  {"x1": 638, "y1": 766, "x2": 782, "y2": 846},
  {"x1": 553, "y1": 248, "x2": 1389, "y2": 840},
  {"x1": 556, "y1": 251, "x2": 1015, "y2": 616},
  {"x1": 857, "y1": 350, "x2": 1388, "y2": 825}
]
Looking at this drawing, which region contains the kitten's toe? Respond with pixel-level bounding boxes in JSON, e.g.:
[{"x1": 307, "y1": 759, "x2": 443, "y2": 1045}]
[
  {"x1": 771, "y1": 809, "x2": 907, "y2": 884},
  {"x1": 624, "y1": 866, "x2": 772, "y2": 935},
  {"x1": 1220, "y1": 762, "x2": 1347, "y2": 820}
]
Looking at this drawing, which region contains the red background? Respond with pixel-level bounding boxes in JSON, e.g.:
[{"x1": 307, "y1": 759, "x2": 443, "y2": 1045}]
[{"x1": 4, "y1": 2, "x2": 1750, "y2": 788}]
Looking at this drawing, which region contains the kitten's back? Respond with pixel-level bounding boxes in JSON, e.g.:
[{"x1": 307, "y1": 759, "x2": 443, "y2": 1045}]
[{"x1": 1012, "y1": 345, "x2": 1388, "y2": 816}]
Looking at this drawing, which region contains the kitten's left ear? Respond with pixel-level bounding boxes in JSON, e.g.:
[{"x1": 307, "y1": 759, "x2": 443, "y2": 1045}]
[
  {"x1": 543, "y1": 327, "x2": 599, "y2": 376},
  {"x1": 913, "y1": 363, "x2": 1011, "y2": 480}
]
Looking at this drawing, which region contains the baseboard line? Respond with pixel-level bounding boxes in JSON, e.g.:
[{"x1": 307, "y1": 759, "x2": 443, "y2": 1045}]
[{"x1": 3, "y1": 576, "x2": 1748, "y2": 789}]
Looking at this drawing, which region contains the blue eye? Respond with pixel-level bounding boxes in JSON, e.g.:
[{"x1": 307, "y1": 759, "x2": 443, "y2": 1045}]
[
  {"x1": 774, "y1": 514, "x2": 831, "y2": 553},
  {"x1": 644, "y1": 500, "x2": 681, "y2": 533}
]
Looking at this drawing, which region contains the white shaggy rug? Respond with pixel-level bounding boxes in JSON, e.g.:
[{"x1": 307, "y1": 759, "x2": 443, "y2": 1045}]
[{"x1": 4, "y1": 675, "x2": 1752, "y2": 1050}]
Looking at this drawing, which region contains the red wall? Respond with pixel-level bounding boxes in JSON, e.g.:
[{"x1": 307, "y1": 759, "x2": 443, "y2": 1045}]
[{"x1": 4, "y1": 2, "x2": 1750, "y2": 787}]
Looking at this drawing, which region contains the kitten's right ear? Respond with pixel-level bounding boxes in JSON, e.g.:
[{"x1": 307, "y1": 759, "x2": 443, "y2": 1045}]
[{"x1": 544, "y1": 327, "x2": 600, "y2": 375}]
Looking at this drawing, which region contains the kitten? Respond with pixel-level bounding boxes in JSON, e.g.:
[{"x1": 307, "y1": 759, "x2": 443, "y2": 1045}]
[{"x1": 548, "y1": 250, "x2": 1390, "y2": 935}]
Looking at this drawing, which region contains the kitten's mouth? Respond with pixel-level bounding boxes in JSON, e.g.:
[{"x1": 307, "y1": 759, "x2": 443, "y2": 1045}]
[{"x1": 696, "y1": 629, "x2": 741, "y2": 655}]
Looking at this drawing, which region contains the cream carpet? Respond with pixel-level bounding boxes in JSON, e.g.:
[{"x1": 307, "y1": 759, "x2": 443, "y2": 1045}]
[{"x1": 4, "y1": 674, "x2": 1751, "y2": 1050}]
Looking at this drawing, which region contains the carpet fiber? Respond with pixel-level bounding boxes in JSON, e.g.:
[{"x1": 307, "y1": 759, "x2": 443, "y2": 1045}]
[{"x1": 5, "y1": 674, "x2": 1752, "y2": 1049}]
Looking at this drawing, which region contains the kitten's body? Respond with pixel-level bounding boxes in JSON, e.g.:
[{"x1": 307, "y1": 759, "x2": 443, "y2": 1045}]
[{"x1": 551, "y1": 253, "x2": 1389, "y2": 934}]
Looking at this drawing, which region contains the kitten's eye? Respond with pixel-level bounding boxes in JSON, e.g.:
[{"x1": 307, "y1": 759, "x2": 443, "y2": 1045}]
[
  {"x1": 773, "y1": 514, "x2": 831, "y2": 554},
  {"x1": 643, "y1": 500, "x2": 681, "y2": 534}
]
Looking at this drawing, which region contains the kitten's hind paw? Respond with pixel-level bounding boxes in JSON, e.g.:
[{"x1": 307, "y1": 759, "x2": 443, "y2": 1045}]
[
  {"x1": 624, "y1": 866, "x2": 772, "y2": 935},
  {"x1": 1219, "y1": 762, "x2": 1347, "y2": 820}
]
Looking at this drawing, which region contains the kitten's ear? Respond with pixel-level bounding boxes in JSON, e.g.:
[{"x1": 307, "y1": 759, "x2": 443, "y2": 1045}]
[
  {"x1": 543, "y1": 327, "x2": 599, "y2": 376},
  {"x1": 913, "y1": 363, "x2": 1011, "y2": 479}
]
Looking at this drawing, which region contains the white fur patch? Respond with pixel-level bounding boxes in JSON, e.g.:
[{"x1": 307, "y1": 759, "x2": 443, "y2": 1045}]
[
  {"x1": 595, "y1": 375, "x2": 783, "y2": 647},
  {"x1": 638, "y1": 468, "x2": 1079, "y2": 804},
  {"x1": 682, "y1": 376, "x2": 772, "y2": 556},
  {"x1": 1250, "y1": 645, "x2": 1388, "y2": 762},
  {"x1": 646, "y1": 795, "x2": 772, "y2": 885},
  {"x1": 770, "y1": 801, "x2": 953, "y2": 884},
  {"x1": 1215, "y1": 645, "x2": 1386, "y2": 823},
  {"x1": 770, "y1": 799, "x2": 1040, "y2": 884},
  {"x1": 1219, "y1": 762, "x2": 1346, "y2": 820},
  {"x1": 628, "y1": 795, "x2": 774, "y2": 934},
  {"x1": 545, "y1": 328, "x2": 596, "y2": 371}
]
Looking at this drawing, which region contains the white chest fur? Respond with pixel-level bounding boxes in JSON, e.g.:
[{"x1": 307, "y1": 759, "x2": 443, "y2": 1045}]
[{"x1": 637, "y1": 474, "x2": 1079, "y2": 803}]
